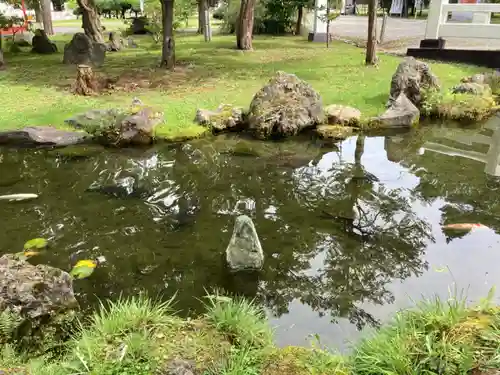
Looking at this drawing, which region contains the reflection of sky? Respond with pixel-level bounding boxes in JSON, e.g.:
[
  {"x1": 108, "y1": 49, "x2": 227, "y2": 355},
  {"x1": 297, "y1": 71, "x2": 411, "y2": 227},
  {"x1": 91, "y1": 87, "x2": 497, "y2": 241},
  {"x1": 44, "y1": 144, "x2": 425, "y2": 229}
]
[{"x1": 271, "y1": 135, "x2": 500, "y2": 352}]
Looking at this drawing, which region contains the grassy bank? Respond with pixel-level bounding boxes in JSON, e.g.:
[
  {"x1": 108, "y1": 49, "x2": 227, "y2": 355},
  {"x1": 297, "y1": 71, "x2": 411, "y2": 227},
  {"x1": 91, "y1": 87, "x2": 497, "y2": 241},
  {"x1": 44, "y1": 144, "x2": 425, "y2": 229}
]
[
  {"x1": 3, "y1": 292, "x2": 500, "y2": 375},
  {"x1": 0, "y1": 34, "x2": 481, "y2": 140}
]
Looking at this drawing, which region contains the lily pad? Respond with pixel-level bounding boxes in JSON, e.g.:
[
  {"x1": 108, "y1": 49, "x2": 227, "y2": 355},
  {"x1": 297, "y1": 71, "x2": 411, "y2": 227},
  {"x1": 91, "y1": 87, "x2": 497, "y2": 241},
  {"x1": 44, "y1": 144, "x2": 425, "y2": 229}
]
[
  {"x1": 24, "y1": 238, "x2": 48, "y2": 251},
  {"x1": 70, "y1": 259, "x2": 97, "y2": 279}
]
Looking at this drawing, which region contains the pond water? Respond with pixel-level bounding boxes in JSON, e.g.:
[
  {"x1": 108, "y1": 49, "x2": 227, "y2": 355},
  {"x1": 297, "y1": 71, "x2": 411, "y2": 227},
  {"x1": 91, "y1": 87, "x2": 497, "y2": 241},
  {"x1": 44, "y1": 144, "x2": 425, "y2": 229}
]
[{"x1": 2, "y1": 115, "x2": 500, "y2": 352}]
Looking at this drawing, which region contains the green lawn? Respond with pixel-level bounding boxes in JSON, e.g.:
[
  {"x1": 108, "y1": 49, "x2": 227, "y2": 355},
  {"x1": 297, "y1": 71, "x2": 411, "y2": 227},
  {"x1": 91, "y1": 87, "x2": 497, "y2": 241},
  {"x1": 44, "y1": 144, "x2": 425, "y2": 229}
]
[{"x1": 0, "y1": 34, "x2": 482, "y2": 140}]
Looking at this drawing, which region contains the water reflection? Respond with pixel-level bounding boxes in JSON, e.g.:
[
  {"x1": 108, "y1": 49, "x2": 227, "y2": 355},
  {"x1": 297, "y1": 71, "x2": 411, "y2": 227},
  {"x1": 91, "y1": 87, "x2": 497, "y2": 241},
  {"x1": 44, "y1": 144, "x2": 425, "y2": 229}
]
[{"x1": 1, "y1": 117, "x2": 500, "y2": 348}]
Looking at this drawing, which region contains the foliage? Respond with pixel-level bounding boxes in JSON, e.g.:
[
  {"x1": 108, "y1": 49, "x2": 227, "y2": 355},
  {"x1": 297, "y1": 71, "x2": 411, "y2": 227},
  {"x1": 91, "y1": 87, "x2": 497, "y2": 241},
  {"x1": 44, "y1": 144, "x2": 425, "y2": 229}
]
[
  {"x1": 204, "y1": 292, "x2": 274, "y2": 349},
  {"x1": 69, "y1": 259, "x2": 97, "y2": 279},
  {"x1": 24, "y1": 238, "x2": 48, "y2": 250},
  {"x1": 219, "y1": 0, "x2": 295, "y2": 34},
  {"x1": 421, "y1": 89, "x2": 498, "y2": 122},
  {"x1": 351, "y1": 289, "x2": 500, "y2": 375}
]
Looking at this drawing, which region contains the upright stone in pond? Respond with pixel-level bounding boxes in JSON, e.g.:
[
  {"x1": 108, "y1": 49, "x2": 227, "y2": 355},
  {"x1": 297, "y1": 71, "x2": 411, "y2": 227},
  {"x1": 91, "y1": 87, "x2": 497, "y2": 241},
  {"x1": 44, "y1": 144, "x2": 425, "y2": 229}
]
[
  {"x1": 388, "y1": 57, "x2": 440, "y2": 108},
  {"x1": 63, "y1": 33, "x2": 106, "y2": 67},
  {"x1": 247, "y1": 71, "x2": 324, "y2": 139},
  {"x1": 226, "y1": 215, "x2": 264, "y2": 271},
  {"x1": 31, "y1": 29, "x2": 57, "y2": 54}
]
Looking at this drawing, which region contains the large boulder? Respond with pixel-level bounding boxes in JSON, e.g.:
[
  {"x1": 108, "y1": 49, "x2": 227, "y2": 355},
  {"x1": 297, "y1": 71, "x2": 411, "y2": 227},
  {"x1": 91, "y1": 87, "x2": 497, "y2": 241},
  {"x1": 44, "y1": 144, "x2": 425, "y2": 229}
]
[
  {"x1": 388, "y1": 57, "x2": 440, "y2": 108},
  {"x1": 247, "y1": 71, "x2": 324, "y2": 139},
  {"x1": 0, "y1": 126, "x2": 89, "y2": 147},
  {"x1": 372, "y1": 93, "x2": 419, "y2": 128},
  {"x1": 0, "y1": 254, "x2": 79, "y2": 348},
  {"x1": 63, "y1": 33, "x2": 106, "y2": 67},
  {"x1": 194, "y1": 104, "x2": 244, "y2": 133},
  {"x1": 65, "y1": 99, "x2": 164, "y2": 147},
  {"x1": 226, "y1": 215, "x2": 264, "y2": 271},
  {"x1": 31, "y1": 29, "x2": 57, "y2": 54}
]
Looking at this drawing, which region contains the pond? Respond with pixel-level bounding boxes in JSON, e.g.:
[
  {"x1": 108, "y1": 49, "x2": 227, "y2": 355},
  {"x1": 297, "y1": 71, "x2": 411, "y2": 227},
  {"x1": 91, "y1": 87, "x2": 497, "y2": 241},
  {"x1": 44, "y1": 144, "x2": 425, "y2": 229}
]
[{"x1": 1, "y1": 115, "x2": 500, "y2": 352}]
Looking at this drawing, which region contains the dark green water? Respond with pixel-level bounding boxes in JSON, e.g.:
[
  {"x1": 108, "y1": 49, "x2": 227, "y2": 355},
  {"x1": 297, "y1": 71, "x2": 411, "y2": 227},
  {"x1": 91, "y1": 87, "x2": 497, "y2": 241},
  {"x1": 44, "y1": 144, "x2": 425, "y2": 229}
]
[{"x1": 1, "y1": 116, "x2": 500, "y2": 350}]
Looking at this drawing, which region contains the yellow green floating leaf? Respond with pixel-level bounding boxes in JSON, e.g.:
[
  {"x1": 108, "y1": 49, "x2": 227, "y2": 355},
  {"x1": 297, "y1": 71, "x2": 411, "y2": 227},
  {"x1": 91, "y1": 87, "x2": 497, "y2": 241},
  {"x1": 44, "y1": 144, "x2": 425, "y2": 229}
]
[
  {"x1": 24, "y1": 238, "x2": 48, "y2": 251},
  {"x1": 70, "y1": 259, "x2": 97, "y2": 280},
  {"x1": 434, "y1": 266, "x2": 448, "y2": 273},
  {"x1": 24, "y1": 251, "x2": 40, "y2": 258}
]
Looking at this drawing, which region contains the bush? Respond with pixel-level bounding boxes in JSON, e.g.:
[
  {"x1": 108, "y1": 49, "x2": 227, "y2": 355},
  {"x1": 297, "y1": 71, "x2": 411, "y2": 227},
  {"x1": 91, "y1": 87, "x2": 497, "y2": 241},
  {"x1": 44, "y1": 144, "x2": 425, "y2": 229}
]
[{"x1": 421, "y1": 89, "x2": 498, "y2": 122}]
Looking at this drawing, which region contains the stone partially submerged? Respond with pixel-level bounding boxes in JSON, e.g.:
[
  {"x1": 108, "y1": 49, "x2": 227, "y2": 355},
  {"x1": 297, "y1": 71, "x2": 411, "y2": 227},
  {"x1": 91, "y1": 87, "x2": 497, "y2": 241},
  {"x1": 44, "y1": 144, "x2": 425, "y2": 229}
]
[
  {"x1": 65, "y1": 99, "x2": 164, "y2": 147},
  {"x1": 226, "y1": 215, "x2": 264, "y2": 271},
  {"x1": 63, "y1": 33, "x2": 106, "y2": 67},
  {"x1": 0, "y1": 126, "x2": 89, "y2": 147},
  {"x1": 247, "y1": 71, "x2": 324, "y2": 139},
  {"x1": 324, "y1": 104, "x2": 361, "y2": 126},
  {"x1": 0, "y1": 254, "x2": 79, "y2": 347},
  {"x1": 388, "y1": 57, "x2": 440, "y2": 108},
  {"x1": 372, "y1": 93, "x2": 419, "y2": 128},
  {"x1": 194, "y1": 104, "x2": 244, "y2": 133}
]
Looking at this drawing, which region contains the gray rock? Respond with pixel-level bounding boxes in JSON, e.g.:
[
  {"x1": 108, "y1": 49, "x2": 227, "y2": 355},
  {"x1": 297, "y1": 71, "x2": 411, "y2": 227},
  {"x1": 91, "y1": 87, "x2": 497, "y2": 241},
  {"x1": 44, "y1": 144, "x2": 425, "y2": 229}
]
[
  {"x1": 63, "y1": 33, "x2": 106, "y2": 67},
  {"x1": 127, "y1": 37, "x2": 138, "y2": 48},
  {"x1": 324, "y1": 104, "x2": 361, "y2": 126},
  {"x1": 0, "y1": 126, "x2": 89, "y2": 147},
  {"x1": 0, "y1": 254, "x2": 79, "y2": 319},
  {"x1": 452, "y1": 82, "x2": 492, "y2": 95},
  {"x1": 31, "y1": 29, "x2": 57, "y2": 54},
  {"x1": 247, "y1": 71, "x2": 324, "y2": 139},
  {"x1": 65, "y1": 101, "x2": 164, "y2": 147},
  {"x1": 106, "y1": 31, "x2": 123, "y2": 52},
  {"x1": 388, "y1": 57, "x2": 440, "y2": 108},
  {"x1": 0, "y1": 254, "x2": 79, "y2": 347},
  {"x1": 158, "y1": 359, "x2": 195, "y2": 375},
  {"x1": 226, "y1": 215, "x2": 264, "y2": 271},
  {"x1": 194, "y1": 104, "x2": 244, "y2": 133},
  {"x1": 373, "y1": 93, "x2": 419, "y2": 128}
]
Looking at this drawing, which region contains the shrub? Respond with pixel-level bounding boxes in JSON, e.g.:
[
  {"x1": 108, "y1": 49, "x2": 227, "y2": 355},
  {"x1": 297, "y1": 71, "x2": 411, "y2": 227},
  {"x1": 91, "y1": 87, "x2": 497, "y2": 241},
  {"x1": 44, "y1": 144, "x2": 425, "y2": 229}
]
[{"x1": 421, "y1": 89, "x2": 498, "y2": 122}]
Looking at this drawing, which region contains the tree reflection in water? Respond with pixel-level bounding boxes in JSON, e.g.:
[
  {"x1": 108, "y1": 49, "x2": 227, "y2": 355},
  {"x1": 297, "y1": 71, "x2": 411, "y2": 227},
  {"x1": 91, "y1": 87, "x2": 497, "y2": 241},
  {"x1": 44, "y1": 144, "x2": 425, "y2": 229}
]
[{"x1": 0, "y1": 135, "x2": 434, "y2": 331}]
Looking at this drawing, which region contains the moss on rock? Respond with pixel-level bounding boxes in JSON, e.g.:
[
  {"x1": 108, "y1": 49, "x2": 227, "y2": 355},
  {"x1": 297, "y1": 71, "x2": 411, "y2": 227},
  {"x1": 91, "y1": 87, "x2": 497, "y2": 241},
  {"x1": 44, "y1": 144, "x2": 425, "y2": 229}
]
[{"x1": 421, "y1": 90, "x2": 498, "y2": 122}]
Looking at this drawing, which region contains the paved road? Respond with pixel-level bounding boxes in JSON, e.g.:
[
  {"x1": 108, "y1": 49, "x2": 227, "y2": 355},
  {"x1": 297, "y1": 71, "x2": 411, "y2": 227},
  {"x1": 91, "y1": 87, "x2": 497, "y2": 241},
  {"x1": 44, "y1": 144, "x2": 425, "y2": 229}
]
[
  {"x1": 329, "y1": 15, "x2": 500, "y2": 51},
  {"x1": 53, "y1": 15, "x2": 500, "y2": 51}
]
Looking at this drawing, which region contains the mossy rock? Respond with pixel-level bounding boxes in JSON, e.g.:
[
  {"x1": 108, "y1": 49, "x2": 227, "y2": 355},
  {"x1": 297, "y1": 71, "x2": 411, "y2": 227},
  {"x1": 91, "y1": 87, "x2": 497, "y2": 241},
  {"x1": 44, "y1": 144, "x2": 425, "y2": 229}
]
[
  {"x1": 421, "y1": 90, "x2": 498, "y2": 122},
  {"x1": 194, "y1": 104, "x2": 245, "y2": 133},
  {"x1": 315, "y1": 125, "x2": 355, "y2": 140}
]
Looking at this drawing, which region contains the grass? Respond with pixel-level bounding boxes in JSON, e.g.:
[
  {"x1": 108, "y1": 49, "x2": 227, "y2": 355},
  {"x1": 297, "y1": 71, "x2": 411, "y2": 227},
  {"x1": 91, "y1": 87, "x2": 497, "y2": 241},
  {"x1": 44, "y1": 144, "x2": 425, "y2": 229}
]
[
  {"x1": 3, "y1": 291, "x2": 500, "y2": 374},
  {"x1": 0, "y1": 33, "x2": 482, "y2": 141}
]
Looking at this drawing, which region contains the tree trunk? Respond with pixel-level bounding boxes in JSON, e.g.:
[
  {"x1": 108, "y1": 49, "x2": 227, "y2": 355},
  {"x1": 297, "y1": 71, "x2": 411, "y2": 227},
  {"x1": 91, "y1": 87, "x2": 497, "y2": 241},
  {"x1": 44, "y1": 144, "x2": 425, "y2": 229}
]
[
  {"x1": 365, "y1": 0, "x2": 377, "y2": 65},
  {"x1": 160, "y1": 0, "x2": 175, "y2": 69},
  {"x1": 77, "y1": 0, "x2": 105, "y2": 43},
  {"x1": 72, "y1": 64, "x2": 97, "y2": 95},
  {"x1": 295, "y1": 5, "x2": 303, "y2": 35},
  {"x1": 0, "y1": 48, "x2": 5, "y2": 70},
  {"x1": 40, "y1": 0, "x2": 54, "y2": 35},
  {"x1": 197, "y1": 0, "x2": 205, "y2": 34},
  {"x1": 35, "y1": 3, "x2": 43, "y2": 23},
  {"x1": 236, "y1": 0, "x2": 256, "y2": 50}
]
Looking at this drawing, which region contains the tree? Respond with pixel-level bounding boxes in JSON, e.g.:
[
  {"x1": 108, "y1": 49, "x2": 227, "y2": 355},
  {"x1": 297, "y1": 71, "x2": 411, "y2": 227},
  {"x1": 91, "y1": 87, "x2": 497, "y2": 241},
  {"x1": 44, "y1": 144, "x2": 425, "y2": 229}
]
[
  {"x1": 40, "y1": 0, "x2": 54, "y2": 35},
  {"x1": 365, "y1": 0, "x2": 377, "y2": 64},
  {"x1": 236, "y1": 0, "x2": 256, "y2": 50},
  {"x1": 77, "y1": 0, "x2": 105, "y2": 43},
  {"x1": 160, "y1": 0, "x2": 175, "y2": 69}
]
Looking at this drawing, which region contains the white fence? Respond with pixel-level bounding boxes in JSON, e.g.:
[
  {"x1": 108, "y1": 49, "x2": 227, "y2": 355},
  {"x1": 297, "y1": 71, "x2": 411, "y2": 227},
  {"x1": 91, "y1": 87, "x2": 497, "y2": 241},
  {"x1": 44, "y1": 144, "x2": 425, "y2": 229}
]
[{"x1": 425, "y1": 0, "x2": 500, "y2": 39}]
